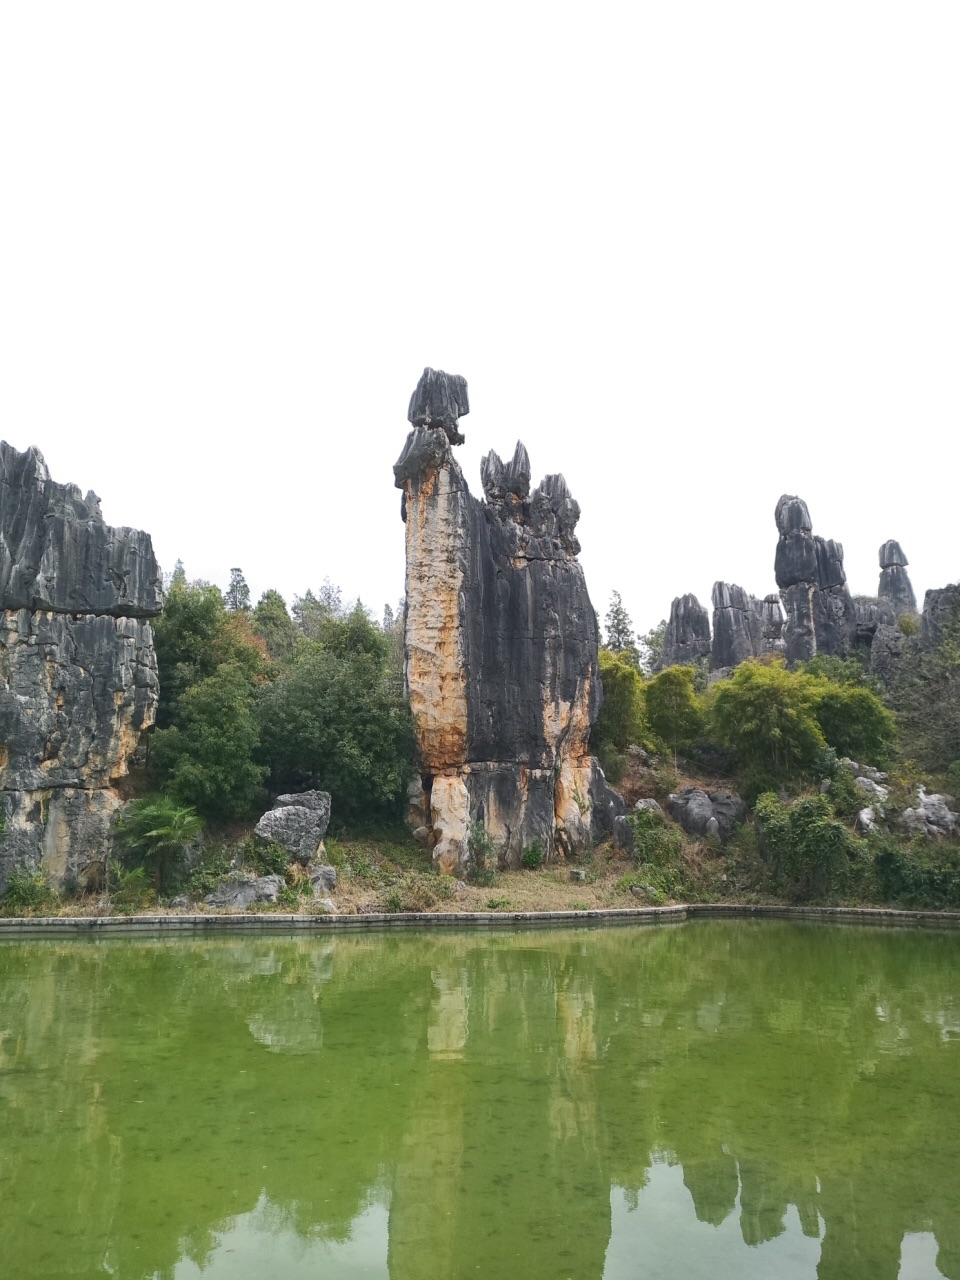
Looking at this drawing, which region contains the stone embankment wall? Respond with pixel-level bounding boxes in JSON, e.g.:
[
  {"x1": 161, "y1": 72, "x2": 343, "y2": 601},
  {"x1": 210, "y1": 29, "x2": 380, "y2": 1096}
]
[{"x1": 0, "y1": 442, "x2": 160, "y2": 891}]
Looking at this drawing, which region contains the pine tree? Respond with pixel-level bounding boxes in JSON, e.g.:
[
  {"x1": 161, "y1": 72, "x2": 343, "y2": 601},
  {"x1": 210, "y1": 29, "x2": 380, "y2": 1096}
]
[
  {"x1": 225, "y1": 568, "x2": 251, "y2": 613},
  {"x1": 604, "y1": 591, "x2": 640, "y2": 666}
]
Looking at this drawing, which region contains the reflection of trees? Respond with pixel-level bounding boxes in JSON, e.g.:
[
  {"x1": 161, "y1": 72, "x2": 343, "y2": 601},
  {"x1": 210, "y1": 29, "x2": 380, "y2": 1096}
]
[{"x1": 0, "y1": 923, "x2": 958, "y2": 1279}]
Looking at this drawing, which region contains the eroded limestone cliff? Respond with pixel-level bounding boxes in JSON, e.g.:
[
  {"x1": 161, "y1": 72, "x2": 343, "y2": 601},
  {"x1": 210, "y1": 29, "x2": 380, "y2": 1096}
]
[
  {"x1": 395, "y1": 369, "x2": 622, "y2": 871},
  {"x1": 0, "y1": 442, "x2": 160, "y2": 890}
]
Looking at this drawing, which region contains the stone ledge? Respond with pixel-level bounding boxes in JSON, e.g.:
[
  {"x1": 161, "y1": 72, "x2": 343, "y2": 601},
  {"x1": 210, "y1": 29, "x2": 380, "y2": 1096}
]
[{"x1": 1, "y1": 902, "x2": 959, "y2": 936}]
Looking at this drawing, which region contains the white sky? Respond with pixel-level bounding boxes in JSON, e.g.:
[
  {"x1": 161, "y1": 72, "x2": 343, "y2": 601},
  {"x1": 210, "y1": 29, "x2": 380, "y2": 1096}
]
[{"x1": 1, "y1": 3, "x2": 958, "y2": 636}]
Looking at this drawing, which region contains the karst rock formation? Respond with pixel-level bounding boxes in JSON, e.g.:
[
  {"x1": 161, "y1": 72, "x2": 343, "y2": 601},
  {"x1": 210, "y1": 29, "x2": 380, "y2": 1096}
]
[
  {"x1": 395, "y1": 368, "x2": 622, "y2": 871},
  {"x1": 774, "y1": 495, "x2": 857, "y2": 663},
  {"x1": 661, "y1": 594, "x2": 712, "y2": 669},
  {"x1": 0, "y1": 442, "x2": 160, "y2": 891}
]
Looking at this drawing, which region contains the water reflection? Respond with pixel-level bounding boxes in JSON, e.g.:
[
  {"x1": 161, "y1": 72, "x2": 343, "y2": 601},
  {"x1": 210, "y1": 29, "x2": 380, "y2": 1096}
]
[{"x1": 1, "y1": 921, "x2": 958, "y2": 1279}]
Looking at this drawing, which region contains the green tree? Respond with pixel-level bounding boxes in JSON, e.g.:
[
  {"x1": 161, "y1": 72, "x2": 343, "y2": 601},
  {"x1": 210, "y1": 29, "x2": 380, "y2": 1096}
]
[
  {"x1": 293, "y1": 578, "x2": 343, "y2": 638},
  {"x1": 114, "y1": 795, "x2": 204, "y2": 895},
  {"x1": 593, "y1": 649, "x2": 647, "y2": 781},
  {"x1": 256, "y1": 649, "x2": 414, "y2": 820},
  {"x1": 754, "y1": 792, "x2": 853, "y2": 902},
  {"x1": 709, "y1": 660, "x2": 827, "y2": 795},
  {"x1": 225, "y1": 567, "x2": 251, "y2": 613},
  {"x1": 891, "y1": 602, "x2": 960, "y2": 774},
  {"x1": 252, "y1": 589, "x2": 298, "y2": 661},
  {"x1": 812, "y1": 682, "x2": 895, "y2": 765},
  {"x1": 604, "y1": 591, "x2": 640, "y2": 667},
  {"x1": 639, "y1": 619, "x2": 667, "y2": 675},
  {"x1": 645, "y1": 665, "x2": 704, "y2": 762},
  {"x1": 151, "y1": 663, "x2": 267, "y2": 820}
]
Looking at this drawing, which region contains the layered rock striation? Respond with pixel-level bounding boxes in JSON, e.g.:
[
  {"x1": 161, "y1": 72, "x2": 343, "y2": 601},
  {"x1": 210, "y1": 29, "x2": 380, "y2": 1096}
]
[
  {"x1": 877, "y1": 540, "x2": 917, "y2": 618},
  {"x1": 710, "y1": 582, "x2": 762, "y2": 670},
  {"x1": 661, "y1": 594, "x2": 711, "y2": 670},
  {"x1": 0, "y1": 442, "x2": 160, "y2": 891},
  {"x1": 395, "y1": 368, "x2": 622, "y2": 871}
]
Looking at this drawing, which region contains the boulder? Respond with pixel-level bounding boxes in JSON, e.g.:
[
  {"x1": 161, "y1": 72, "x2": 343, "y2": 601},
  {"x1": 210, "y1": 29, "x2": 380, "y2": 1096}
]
[
  {"x1": 634, "y1": 798, "x2": 664, "y2": 817},
  {"x1": 308, "y1": 864, "x2": 338, "y2": 895},
  {"x1": 667, "y1": 787, "x2": 745, "y2": 844},
  {"x1": 254, "y1": 791, "x2": 332, "y2": 865},
  {"x1": 900, "y1": 790, "x2": 959, "y2": 839},
  {"x1": 204, "y1": 874, "x2": 284, "y2": 909},
  {"x1": 612, "y1": 815, "x2": 634, "y2": 854}
]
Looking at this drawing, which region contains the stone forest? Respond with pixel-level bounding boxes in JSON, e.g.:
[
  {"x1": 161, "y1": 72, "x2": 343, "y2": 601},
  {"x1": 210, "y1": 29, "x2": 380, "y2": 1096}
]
[{"x1": 3, "y1": 369, "x2": 960, "y2": 1280}]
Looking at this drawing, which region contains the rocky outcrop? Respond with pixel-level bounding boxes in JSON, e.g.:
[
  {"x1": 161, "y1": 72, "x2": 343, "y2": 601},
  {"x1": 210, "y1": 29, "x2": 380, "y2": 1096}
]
[
  {"x1": 877, "y1": 540, "x2": 917, "y2": 617},
  {"x1": 204, "y1": 873, "x2": 285, "y2": 909},
  {"x1": 775, "y1": 495, "x2": 856, "y2": 662},
  {"x1": 711, "y1": 582, "x2": 762, "y2": 670},
  {"x1": 661, "y1": 594, "x2": 711, "y2": 669},
  {"x1": 395, "y1": 368, "x2": 622, "y2": 872},
  {"x1": 666, "y1": 787, "x2": 745, "y2": 844},
  {"x1": 0, "y1": 443, "x2": 160, "y2": 892},
  {"x1": 900, "y1": 789, "x2": 959, "y2": 839},
  {"x1": 758, "y1": 594, "x2": 786, "y2": 656},
  {"x1": 920, "y1": 584, "x2": 960, "y2": 650},
  {"x1": 254, "y1": 790, "x2": 332, "y2": 865}
]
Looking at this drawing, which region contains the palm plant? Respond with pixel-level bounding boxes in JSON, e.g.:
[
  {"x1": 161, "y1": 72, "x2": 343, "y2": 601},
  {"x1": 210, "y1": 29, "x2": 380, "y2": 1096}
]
[{"x1": 114, "y1": 796, "x2": 204, "y2": 895}]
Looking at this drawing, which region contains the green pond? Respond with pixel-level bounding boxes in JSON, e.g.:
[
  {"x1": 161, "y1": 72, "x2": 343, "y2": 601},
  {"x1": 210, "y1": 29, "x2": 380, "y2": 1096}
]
[{"x1": 2, "y1": 921, "x2": 959, "y2": 1280}]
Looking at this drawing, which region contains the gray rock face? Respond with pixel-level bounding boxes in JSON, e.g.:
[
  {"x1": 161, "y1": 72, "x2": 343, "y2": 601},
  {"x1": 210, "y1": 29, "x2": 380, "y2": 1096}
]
[
  {"x1": 395, "y1": 368, "x2": 620, "y2": 871},
  {"x1": 775, "y1": 495, "x2": 856, "y2": 662},
  {"x1": 254, "y1": 791, "x2": 332, "y2": 865},
  {"x1": 920, "y1": 584, "x2": 960, "y2": 650},
  {"x1": 661, "y1": 594, "x2": 711, "y2": 669},
  {"x1": 0, "y1": 442, "x2": 162, "y2": 618},
  {"x1": 309, "y1": 864, "x2": 338, "y2": 894},
  {"x1": 759, "y1": 594, "x2": 786, "y2": 655},
  {"x1": 612, "y1": 815, "x2": 634, "y2": 853},
  {"x1": 666, "y1": 787, "x2": 745, "y2": 844},
  {"x1": 0, "y1": 443, "x2": 160, "y2": 893},
  {"x1": 900, "y1": 790, "x2": 959, "y2": 839},
  {"x1": 877, "y1": 540, "x2": 917, "y2": 616},
  {"x1": 204, "y1": 873, "x2": 285, "y2": 908},
  {"x1": 711, "y1": 582, "x2": 762, "y2": 669}
]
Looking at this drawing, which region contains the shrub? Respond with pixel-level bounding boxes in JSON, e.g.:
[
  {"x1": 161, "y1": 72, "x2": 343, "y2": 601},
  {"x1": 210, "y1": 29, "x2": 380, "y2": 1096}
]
[
  {"x1": 754, "y1": 792, "x2": 855, "y2": 902},
  {"x1": 812, "y1": 684, "x2": 895, "y2": 766},
  {"x1": 521, "y1": 842, "x2": 545, "y2": 870},
  {"x1": 871, "y1": 833, "x2": 960, "y2": 908},
  {"x1": 466, "y1": 821, "x2": 497, "y2": 887},
  {"x1": 247, "y1": 840, "x2": 290, "y2": 878},
  {"x1": 593, "y1": 649, "x2": 647, "y2": 756},
  {"x1": 628, "y1": 807, "x2": 684, "y2": 865},
  {"x1": 186, "y1": 844, "x2": 234, "y2": 900},
  {"x1": 108, "y1": 864, "x2": 153, "y2": 909},
  {"x1": 114, "y1": 796, "x2": 204, "y2": 894},
  {"x1": 709, "y1": 661, "x2": 826, "y2": 796},
  {"x1": 1, "y1": 869, "x2": 58, "y2": 914}
]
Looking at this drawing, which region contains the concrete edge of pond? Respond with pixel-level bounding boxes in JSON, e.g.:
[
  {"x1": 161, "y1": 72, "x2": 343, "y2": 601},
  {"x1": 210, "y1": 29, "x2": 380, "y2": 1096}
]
[{"x1": 1, "y1": 902, "x2": 959, "y2": 936}]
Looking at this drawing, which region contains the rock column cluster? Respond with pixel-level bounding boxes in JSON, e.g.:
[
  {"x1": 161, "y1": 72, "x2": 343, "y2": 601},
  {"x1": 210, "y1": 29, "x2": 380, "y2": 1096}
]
[
  {"x1": 395, "y1": 369, "x2": 622, "y2": 871},
  {"x1": 0, "y1": 442, "x2": 160, "y2": 891},
  {"x1": 774, "y1": 495, "x2": 857, "y2": 663}
]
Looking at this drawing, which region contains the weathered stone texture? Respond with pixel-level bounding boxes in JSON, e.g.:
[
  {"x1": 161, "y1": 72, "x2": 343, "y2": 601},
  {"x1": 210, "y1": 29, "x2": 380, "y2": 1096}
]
[
  {"x1": 661, "y1": 594, "x2": 711, "y2": 669},
  {"x1": 396, "y1": 369, "x2": 621, "y2": 871},
  {"x1": 877, "y1": 539, "x2": 917, "y2": 617},
  {"x1": 0, "y1": 442, "x2": 160, "y2": 891},
  {"x1": 775, "y1": 495, "x2": 856, "y2": 662},
  {"x1": 711, "y1": 582, "x2": 762, "y2": 669},
  {"x1": 920, "y1": 584, "x2": 960, "y2": 650}
]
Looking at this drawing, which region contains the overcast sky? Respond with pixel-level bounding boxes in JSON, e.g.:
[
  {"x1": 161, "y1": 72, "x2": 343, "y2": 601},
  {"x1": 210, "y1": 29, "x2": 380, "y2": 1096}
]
[{"x1": 1, "y1": 3, "x2": 957, "y2": 637}]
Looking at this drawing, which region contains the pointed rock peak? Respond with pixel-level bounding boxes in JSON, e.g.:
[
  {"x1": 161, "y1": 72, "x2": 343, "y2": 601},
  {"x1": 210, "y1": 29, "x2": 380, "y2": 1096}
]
[
  {"x1": 879, "y1": 539, "x2": 908, "y2": 568},
  {"x1": 407, "y1": 368, "x2": 469, "y2": 443},
  {"x1": 480, "y1": 450, "x2": 506, "y2": 502},
  {"x1": 505, "y1": 441, "x2": 531, "y2": 498},
  {"x1": 537, "y1": 473, "x2": 572, "y2": 510},
  {"x1": 775, "y1": 494, "x2": 813, "y2": 536}
]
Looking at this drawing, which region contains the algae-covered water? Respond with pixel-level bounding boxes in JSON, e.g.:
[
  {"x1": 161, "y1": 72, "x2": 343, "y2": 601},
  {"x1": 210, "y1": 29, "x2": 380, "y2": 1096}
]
[{"x1": 1, "y1": 921, "x2": 959, "y2": 1280}]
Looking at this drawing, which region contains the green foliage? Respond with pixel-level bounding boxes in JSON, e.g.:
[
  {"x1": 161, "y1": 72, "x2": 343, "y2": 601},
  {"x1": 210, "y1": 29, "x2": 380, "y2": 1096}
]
[
  {"x1": 292, "y1": 579, "x2": 344, "y2": 638},
  {"x1": 754, "y1": 792, "x2": 855, "y2": 902},
  {"x1": 521, "y1": 842, "x2": 545, "y2": 870},
  {"x1": 709, "y1": 661, "x2": 827, "y2": 796},
  {"x1": 594, "y1": 649, "x2": 647, "y2": 757},
  {"x1": 645, "y1": 666, "x2": 704, "y2": 760},
  {"x1": 604, "y1": 591, "x2": 640, "y2": 667},
  {"x1": 898, "y1": 611, "x2": 919, "y2": 637},
  {"x1": 107, "y1": 864, "x2": 153, "y2": 909},
  {"x1": 152, "y1": 664, "x2": 267, "y2": 820},
  {"x1": 627, "y1": 807, "x2": 684, "y2": 864},
  {"x1": 801, "y1": 654, "x2": 874, "y2": 689},
  {"x1": 315, "y1": 601, "x2": 390, "y2": 664},
  {"x1": 255, "y1": 648, "x2": 414, "y2": 820},
  {"x1": 891, "y1": 602, "x2": 960, "y2": 773},
  {"x1": 870, "y1": 833, "x2": 960, "y2": 908},
  {"x1": 252, "y1": 590, "x2": 298, "y2": 661},
  {"x1": 225, "y1": 567, "x2": 251, "y2": 613},
  {"x1": 1, "y1": 869, "x2": 58, "y2": 913},
  {"x1": 466, "y1": 821, "x2": 497, "y2": 886},
  {"x1": 823, "y1": 764, "x2": 863, "y2": 821},
  {"x1": 383, "y1": 872, "x2": 452, "y2": 912},
  {"x1": 947, "y1": 760, "x2": 960, "y2": 799},
  {"x1": 638, "y1": 619, "x2": 667, "y2": 676},
  {"x1": 114, "y1": 796, "x2": 204, "y2": 894},
  {"x1": 247, "y1": 840, "x2": 290, "y2": 877},
  {"x1": 812, "y1": 684, "x2": 895, "y2": 765},
  {"x1": 186, "y1": 844, "x2": 234, "y2": 900}
]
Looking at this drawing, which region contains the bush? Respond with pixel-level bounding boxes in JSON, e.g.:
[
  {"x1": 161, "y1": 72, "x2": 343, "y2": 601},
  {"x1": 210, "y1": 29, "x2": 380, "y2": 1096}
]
[
  {"x1": 870, "y1": 833, "x2": 960, "y2": 908},
  {"x1": 645, "y1": 666, "x2": 704, "y2": 760},
  {"x1": 1, "y1": 869, "x2": 58, "y2": 914},
  {"x1": 593, "y1": 649, "x2": 647, "y2": 757},
  {"x1": 709, "y1": 661, "x2": 827, "y2": 796},
  {"x1": 754, "y1": 792, "x2": 855, "y2": 902},
  {"x1": 521, "y1": 842, "x2": 545, "y2": 870},
  {"x1": 628, "y1": 807, "x2": 684, "y2": 864},
  {"x1": 114, "y1": 796, "x2": 204, "y2": 894},
  {"x1": 186, "y1": 844, "x2": 234, "y2": 900},
  {"x1": 812, "y1": 683, "x2": 895, "y2": 765},
  {"x1": 108, "y1": 864, "x2": 153, "y2": 909},
  {"x1": 466, "y1": 821, "x2": 497, "y2": 887},
  {"x1": 247, "y1": 840, "x2": 290, "y2": 877}
]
